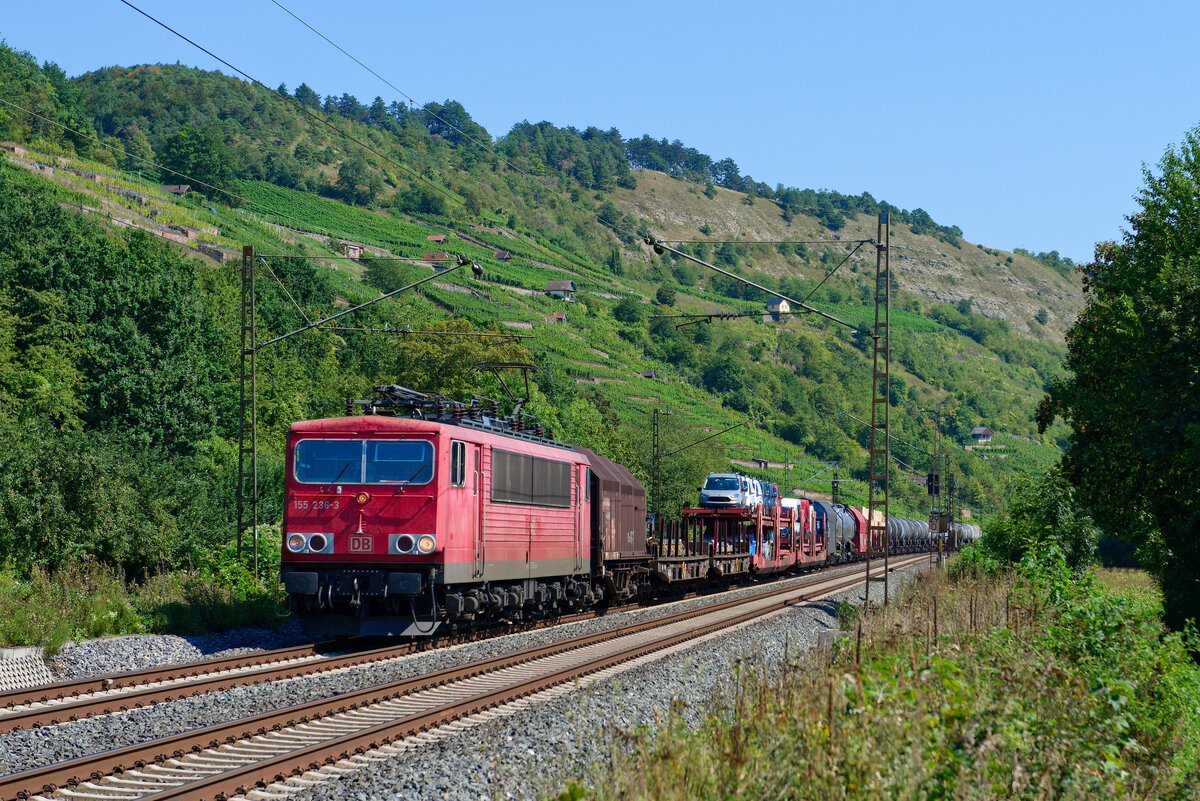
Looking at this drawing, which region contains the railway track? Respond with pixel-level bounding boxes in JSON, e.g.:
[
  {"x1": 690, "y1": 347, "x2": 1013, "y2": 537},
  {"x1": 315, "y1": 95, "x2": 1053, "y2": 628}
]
[
  {"x1": 0, "y1": 641, "x2": 383, "y2": 735},
  {"x1": 1, "y1": 555, "x2": 928, "y2": 801},
  {"x1": 0, "y1": 554, "x2": 927, "y2": 734},
  {"x1": 0, "y1": 613, "x2": 621, "y2": 734}
]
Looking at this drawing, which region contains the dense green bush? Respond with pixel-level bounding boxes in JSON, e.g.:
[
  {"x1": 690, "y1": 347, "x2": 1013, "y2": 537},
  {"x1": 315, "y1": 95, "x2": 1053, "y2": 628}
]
[
  {"x1": 981, "y1": 468, "x2": 1099, "y2": 572},
  {"x1": 0, "y1": 555, "x2": 285, "y2": 651}
]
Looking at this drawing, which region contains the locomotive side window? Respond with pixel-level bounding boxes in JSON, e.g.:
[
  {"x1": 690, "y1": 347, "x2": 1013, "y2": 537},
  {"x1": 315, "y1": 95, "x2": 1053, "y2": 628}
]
[
  {"x1": 365, "y1": 440, "x2": 434, "y2": 484},
  {"x1": 491, "y1": 449, "x2": 571, "y2": 508},
  {"x1": 450, "y1": 441, "x2": 466, "y2": 487},
  {"x1": 532, "y1": 458, "x2": 571, "y2": 506},
  {"x1": 294, "y1": 439, "x2": 364, "y2": 484}
]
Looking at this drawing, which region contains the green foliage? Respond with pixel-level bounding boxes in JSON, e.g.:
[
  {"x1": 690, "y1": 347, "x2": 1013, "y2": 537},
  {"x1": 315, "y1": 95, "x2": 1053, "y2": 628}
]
[
  {"x1": 239, "y1": 180, "x2": 440, "y2": 253},
  {"x1": 395, "y1": 183, "x2": 449, "y2": 216},
  {"x1": 612, "y1": 296, "x2": 644, "y2": 324},
  {"x1": 158, "y1": 126, "x2": 239, "y2": 204},
  {"x1": 501, "y1": 121, "x2": 634, "y2": 191},
  {"x1": 0, "y1": 185, "x2": 224, "y2": 453},
  {"x1": 556, "y1": 782, "x2": 590, "y2": 801},
  {"x1": 948, "y1": 541, "x2": 1004, "y2": 579},
  {"x1": 1015, "y1": 247, "x2": 1076, "y2": 278},
  {"x1": 335, "y1": 153, "x2": 382, "y2": 206},
  {"x1": 1039, "y1": 125, "x2": 1200, "y2": 630},
  {"x1": 604, "y1": 247, "x2": 623, "y2": 276},
  {"x1": 653, "y1": 285, "x2": 676, "y2": 306},
  {"x1": 0, "y1": 42, "x2": 98, "y2": 156},
  {"x1": 0, "y1": 560, "x2": 143, "y2": 652},
  {"x1": 981, "y1": 469, "x2": 1099, "y2": 573},
  {"x1": 0, "y1": 556, "x2": 285, "y2": 649},
  {"x1": 572, "y1": 557, "x2": 1200, "y2": 799}
]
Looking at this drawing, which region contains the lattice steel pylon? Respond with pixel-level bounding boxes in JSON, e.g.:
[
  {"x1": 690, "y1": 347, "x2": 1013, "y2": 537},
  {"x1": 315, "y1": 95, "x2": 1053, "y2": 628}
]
[
  {"x1": 865, "y1": 213, "x2": 891, "y2": 605},
  {"x1": 235, "y1": 245, "x2": 258, "y2": 575}
]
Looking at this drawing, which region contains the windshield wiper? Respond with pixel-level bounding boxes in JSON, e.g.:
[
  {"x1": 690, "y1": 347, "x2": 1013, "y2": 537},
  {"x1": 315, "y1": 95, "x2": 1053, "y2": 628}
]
[
  {"x1": 376, "y1": 461, "x2": 432, "y2": 490},
  {"x1": 323, "y1": 460, "x2": 356, "y2": 492}
]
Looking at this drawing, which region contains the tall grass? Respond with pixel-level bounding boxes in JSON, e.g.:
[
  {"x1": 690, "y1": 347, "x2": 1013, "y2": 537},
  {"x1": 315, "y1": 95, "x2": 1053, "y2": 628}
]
[
  {"x1": 0, "y1": 529, "x2": 286, "y2": 654},
  {"x1": 569, "y1": 553, "x2": 1200, "y2": 799}
]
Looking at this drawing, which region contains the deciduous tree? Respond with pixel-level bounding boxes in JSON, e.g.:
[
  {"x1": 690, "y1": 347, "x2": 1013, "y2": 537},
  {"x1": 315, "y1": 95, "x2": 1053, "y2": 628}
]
[
  {"x1": 1038, "y1": 126, "x2": 1200, "y2": 630},
  {"x1": 158, "y1": 126, "x2": 238, "y2": 205}
]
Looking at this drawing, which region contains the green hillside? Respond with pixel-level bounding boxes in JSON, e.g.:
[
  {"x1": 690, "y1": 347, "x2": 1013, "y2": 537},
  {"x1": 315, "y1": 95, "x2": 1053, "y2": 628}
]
[{"x1": 0, "y1": 36, "x2": 1077, "y2": 640}]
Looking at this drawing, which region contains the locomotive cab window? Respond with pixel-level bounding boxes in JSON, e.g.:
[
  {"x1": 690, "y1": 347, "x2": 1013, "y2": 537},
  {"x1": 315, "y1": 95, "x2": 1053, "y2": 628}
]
[
  {"x1": 294, "y1": 439, "x2": 364, "y2": 484},
  {"x1": 295, "y1": 439, "x2": 434, "y2": 485},
  {"x1": 450, "y1": 441, "x2": 466, "y2": 487},
  {"x1": 365, "y1": 440, "x2": 434, "y2": 484}
]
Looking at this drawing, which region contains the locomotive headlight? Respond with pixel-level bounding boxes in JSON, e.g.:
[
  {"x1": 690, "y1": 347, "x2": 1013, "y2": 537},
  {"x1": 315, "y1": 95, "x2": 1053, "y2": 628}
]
[
  {"x1": 287, "y1": 533, "x2": 308, "y2": 553},
  {"x1": 417, "y1": 534, "x2": 436, "y2": 554},
  {"x1": 307, "y1": 533, "x2": 329, "y2": 553},
  {"x1": 395, "y1": 534, "x2": 416, "y2": 554}
]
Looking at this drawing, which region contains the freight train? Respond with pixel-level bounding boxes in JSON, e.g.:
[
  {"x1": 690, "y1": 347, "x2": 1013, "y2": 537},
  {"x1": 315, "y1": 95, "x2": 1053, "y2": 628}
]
[{"x1": 280, "y1": 385, "x2": 968, "y2": 636}]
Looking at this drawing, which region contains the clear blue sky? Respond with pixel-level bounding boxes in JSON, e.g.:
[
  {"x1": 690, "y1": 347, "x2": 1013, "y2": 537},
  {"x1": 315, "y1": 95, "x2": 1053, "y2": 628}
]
[{"x1": 5, "y1": 0, "x2": 1200, "y2": 262}]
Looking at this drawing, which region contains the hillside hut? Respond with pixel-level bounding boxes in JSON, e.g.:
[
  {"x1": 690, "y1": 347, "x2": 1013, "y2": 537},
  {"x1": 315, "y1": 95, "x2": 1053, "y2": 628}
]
[
  {"x1": 970, "y1": 425, "x2": 994, "y2": 444},
  {"x1": 546, "y1": 280, "x2": 576, "y2": 301},
  {"x1": 767, "y1": 297, "x2": 791, "y2": 321}
]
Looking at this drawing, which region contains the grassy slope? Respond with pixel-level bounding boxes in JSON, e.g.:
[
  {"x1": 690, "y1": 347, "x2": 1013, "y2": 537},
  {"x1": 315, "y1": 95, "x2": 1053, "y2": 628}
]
[
  {"x1": 613, "y1": 171, "x2": 1083, "y2": 341},
  {"x1": 1, "y1": 120, "x2": 1069, "y2": 522}
]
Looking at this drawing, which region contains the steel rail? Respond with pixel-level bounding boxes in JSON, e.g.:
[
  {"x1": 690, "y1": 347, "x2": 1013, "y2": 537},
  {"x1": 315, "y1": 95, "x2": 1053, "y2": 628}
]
[
  {"x1": 0, "y1": 643, "x2": 326, "y2": 713},
  {"x1": 0, "y1": 607, "x2": 613, "y2": 734},
  {"x1": 0, "y1": 556, "x2": 927, "y2": 801},
  {"x1": 0, "y1": 642, "x2": 396, "y2": 734}
]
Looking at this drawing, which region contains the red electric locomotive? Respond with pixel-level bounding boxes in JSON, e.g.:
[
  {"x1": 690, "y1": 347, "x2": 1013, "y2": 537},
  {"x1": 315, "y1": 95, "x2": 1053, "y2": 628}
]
[{"x1": 281, "y1": 386, "x2": 648, "y2": 636}]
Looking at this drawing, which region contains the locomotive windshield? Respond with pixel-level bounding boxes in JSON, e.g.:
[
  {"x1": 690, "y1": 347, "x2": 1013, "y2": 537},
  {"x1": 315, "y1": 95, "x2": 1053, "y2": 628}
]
[
  {"x1": 293, "y1": 438, "x2": 434, "y2": 485},
  {"x1": 704, "y1": 476, "x2": 740, "y2": 491},
  {"x1": 293, "y1": 439, "x2": 361, "y2": 484},
  {"x1": 365, "y1": 440, "x2": 433, "y2": 483}
]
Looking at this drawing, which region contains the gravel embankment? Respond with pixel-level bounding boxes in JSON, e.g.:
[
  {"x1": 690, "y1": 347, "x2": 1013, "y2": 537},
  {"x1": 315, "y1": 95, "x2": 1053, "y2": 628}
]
[
  {"x1": 49, "y1": 621, "x2": 310, "y2": 680},
  {"x1": 0, "y1": 560, "x2": 929, "y2": 796}
]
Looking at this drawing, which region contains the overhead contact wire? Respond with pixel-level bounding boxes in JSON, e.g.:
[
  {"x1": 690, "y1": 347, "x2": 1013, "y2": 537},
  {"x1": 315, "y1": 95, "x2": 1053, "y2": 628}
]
[
  {"x1": 802, "y1": 240, "x2": 867, "y2": 304},
  {"x1": 117, "y1": 0, "x2": 462, "y2": 207},
  {"x1": 267, "y1": 0, "x2": 497, "y2": 159},
  {"x1": 265, "y1": 0, "x2": 635, "y2": 279}
]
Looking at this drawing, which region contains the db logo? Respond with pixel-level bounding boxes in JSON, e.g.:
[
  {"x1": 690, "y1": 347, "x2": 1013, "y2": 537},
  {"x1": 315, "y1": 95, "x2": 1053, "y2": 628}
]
[{"x1": 349, "y1": 535, "x2": 373, "y2": 553}]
